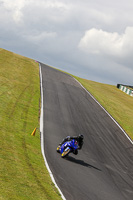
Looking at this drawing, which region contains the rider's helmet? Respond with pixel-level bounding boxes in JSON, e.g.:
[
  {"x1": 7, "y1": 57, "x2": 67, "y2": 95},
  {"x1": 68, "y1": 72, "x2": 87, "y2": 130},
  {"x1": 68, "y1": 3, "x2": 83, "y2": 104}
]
[{"x1": 79, "y1": 134, "x2": 84, "y2": 140}]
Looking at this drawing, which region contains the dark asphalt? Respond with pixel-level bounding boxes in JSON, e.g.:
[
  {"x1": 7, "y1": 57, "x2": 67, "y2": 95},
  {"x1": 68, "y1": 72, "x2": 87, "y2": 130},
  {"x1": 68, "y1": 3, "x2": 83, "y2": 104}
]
[{"x1": 40, "y1": 63, "x2": 133, "y2": 200}]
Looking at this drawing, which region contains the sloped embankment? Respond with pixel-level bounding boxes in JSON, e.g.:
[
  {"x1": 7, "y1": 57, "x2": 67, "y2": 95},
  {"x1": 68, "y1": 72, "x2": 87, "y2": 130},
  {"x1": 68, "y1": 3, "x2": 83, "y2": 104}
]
[{"x1": 0, "y1": 49, "x2": 61, "y2": 200}]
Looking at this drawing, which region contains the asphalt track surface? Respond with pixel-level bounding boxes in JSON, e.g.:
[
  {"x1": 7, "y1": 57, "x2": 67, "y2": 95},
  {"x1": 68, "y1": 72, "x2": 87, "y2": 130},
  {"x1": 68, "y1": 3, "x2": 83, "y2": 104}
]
[{"x1": 40, "y1": 63, "x2": 133, "y2": 200}]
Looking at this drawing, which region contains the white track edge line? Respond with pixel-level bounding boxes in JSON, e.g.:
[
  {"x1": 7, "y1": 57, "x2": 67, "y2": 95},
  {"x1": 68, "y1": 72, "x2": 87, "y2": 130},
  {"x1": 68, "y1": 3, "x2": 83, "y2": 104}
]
[
  {"x1": 39, "y1": 64, "x2": 66, "y2": 200},
  {"x1": 73, "y1": 77, "x2": 133, "y2": 145}
]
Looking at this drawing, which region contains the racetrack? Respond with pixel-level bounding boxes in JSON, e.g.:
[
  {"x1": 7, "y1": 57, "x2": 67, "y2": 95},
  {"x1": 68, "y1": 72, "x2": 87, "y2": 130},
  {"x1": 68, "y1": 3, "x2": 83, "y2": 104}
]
[{"x1": 40, "y1": 63, "x2": 133, "y2": 200}]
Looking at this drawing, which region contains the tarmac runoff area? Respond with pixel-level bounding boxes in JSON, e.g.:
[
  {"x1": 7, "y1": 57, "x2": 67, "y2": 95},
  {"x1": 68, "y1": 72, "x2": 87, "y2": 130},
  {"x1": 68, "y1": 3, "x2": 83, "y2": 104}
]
[{"x1": 40, "y1": 63, "x2": 133, "y2": 200}]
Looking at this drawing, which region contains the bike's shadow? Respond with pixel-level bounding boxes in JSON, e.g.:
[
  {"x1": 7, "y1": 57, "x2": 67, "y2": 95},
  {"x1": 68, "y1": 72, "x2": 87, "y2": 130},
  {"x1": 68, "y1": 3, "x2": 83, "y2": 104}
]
[{"x1": 65, "y1": 156, "x2": 101, "y2": 171}]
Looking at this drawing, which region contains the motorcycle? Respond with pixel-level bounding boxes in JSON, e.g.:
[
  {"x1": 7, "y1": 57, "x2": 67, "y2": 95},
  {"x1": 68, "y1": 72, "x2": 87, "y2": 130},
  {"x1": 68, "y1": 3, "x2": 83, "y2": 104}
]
[{"x1": 57, "y1": 139, "x2": 78, "y2": 158}]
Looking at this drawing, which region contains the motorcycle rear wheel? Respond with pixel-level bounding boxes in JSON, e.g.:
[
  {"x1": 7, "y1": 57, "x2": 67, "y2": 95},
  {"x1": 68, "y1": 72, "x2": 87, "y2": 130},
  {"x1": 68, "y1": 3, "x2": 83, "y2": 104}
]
[{"x1": 61, "y1": 149, "x2": 70, "y2": 158}]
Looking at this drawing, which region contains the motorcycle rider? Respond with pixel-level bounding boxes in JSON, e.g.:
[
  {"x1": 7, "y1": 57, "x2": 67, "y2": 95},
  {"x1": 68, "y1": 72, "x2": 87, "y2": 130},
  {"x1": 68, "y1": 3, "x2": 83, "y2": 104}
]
[{"x1": 57, "y1": 134, "x2": 84, "y2": 155}]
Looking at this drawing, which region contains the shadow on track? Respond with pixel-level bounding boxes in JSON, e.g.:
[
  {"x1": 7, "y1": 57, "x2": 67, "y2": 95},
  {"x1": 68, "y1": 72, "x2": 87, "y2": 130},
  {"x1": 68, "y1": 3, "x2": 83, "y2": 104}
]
[{"x1": 65, "y1": 156, "x2": 101, "y2": 171}]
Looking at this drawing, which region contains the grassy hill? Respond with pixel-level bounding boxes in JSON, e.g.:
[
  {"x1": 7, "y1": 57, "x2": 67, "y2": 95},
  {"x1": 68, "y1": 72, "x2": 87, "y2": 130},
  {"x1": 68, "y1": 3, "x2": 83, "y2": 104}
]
[{"x1": 0, "y1": 49, "x2": 61, "y2": 200}]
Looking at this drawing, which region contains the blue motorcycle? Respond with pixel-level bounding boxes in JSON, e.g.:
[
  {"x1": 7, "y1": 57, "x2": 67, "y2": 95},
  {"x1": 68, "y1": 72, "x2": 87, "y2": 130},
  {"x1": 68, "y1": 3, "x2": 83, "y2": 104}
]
[{"x1": 57, "y1": 139, "x2": 79, "y2": 158}]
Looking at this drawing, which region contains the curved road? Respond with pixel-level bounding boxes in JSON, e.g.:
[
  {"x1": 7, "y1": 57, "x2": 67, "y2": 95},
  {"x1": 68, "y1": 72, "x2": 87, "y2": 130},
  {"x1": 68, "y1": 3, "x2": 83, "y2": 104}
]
[{"x1": 40, "y1": 63, "x2": 133, "y2": 200}]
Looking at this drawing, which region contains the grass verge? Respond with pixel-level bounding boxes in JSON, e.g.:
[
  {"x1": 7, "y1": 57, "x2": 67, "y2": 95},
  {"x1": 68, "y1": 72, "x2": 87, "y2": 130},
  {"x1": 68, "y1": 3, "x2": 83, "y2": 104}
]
[{"x1": 0, "y1": 49, "x2": 61, "y2": 200}]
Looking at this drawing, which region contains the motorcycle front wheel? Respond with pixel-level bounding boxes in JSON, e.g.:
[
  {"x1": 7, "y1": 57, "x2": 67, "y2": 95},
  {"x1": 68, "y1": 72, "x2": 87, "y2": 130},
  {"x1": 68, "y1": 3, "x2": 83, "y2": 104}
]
[
  {"x1": 61, "y1": 149, "x2": 70, "y2": 158},
  {"x1": 56, "y1": 145, "x2": 61, "y2": 153}
]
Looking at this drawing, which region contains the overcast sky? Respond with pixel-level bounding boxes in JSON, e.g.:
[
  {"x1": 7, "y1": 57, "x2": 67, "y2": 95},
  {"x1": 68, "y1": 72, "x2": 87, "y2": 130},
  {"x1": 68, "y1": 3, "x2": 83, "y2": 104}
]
[{"x1": 0, "y1": 0, "x2": 133, "y2": 85}]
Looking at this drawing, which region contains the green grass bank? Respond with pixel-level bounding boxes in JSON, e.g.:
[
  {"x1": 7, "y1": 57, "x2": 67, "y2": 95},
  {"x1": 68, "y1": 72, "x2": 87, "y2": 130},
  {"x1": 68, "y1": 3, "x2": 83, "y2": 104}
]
[{"x1": 0, "y1": 49, "x2": 61, "y2": 200}]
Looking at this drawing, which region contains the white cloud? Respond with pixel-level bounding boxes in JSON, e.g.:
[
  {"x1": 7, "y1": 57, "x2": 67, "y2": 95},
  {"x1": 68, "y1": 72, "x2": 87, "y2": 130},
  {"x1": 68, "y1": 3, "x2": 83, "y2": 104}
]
[
  {"x1": 1, "y1": 0, "x2": 27, "y2": 23},
  {"x1": 78, "y1": 27, "x2": 133, "y2": 59},
  {"x1": 2, "y1": 0, "x2": 26, "y2": 10},
  {"x1": 1, "y1": 0, "x2": 68, "y2": 24}
]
